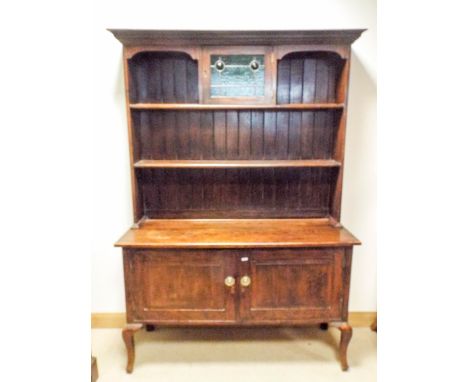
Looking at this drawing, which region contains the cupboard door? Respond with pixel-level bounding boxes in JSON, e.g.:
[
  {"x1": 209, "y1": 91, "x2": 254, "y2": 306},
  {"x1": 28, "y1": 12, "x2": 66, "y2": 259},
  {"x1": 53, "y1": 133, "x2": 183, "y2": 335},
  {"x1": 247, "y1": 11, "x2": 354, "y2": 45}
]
[
  {"x1": 124, "y1": 250, "x2": 237, "y2": 324},
  {"x1": 239, "y1": 249, "x2": 344, "y2": 323}
]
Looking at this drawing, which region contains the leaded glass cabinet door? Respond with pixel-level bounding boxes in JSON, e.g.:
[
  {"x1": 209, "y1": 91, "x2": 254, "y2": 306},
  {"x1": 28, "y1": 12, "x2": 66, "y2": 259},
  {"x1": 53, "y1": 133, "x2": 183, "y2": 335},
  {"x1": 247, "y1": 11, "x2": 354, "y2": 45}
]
[{"x1": 201, "y1": 47, "x2": 275, "y2": 104}]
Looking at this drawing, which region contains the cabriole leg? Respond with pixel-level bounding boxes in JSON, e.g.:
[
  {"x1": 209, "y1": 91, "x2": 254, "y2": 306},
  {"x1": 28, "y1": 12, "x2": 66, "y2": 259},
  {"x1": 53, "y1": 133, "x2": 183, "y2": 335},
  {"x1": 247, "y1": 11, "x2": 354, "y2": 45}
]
[
  {"x1": 331, "y1": 322, "x2": 353, "y2": 371},
  {"x1": 338, "y1": 323, "x2": 353, "y2": 371},
  {"x1": 122, "y1": 323, "x2": 143, "y2": 373}
]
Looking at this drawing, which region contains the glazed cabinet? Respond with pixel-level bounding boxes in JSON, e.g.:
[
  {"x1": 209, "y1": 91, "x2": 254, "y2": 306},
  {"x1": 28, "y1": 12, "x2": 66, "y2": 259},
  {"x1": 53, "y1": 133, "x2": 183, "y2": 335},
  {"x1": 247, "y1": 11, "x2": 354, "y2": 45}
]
[{"x1": 111, "y1": 29, "x2": 364, "y2": 373}]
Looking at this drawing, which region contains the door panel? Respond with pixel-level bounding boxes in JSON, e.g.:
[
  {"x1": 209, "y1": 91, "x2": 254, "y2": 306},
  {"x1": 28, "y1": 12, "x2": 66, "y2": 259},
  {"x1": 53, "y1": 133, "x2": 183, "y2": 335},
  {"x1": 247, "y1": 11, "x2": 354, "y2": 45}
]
[
  {"x1": 239, "y1": 249, "x2": 344, "y2": 323},
  {"x1": 126, "y1": 250, "x2": 237, "y2": 323}
]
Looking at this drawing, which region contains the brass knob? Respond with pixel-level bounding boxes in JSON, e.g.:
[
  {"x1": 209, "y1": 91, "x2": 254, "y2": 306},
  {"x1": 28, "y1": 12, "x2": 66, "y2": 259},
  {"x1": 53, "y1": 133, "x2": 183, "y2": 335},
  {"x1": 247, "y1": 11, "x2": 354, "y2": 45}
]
[
  {"x1": 240, "y1": 275, "x2": 251, "y2": 287},
  {"x1": 250, "y1": 59, "x2": 260, "y2": 71},
  {"x1": 215, "y1": 58, "x2": 225, "y2": 72},
  {"x1": 224, "y1": 276, "x2": 235, "y2": 287}
]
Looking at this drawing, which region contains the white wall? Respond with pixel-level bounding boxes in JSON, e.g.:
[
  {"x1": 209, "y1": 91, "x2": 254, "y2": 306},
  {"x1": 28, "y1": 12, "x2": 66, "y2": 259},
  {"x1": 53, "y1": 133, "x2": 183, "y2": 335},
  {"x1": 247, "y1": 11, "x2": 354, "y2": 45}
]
[{"x1": 92, "y1": 0, "x2": 376, "y2": 312}]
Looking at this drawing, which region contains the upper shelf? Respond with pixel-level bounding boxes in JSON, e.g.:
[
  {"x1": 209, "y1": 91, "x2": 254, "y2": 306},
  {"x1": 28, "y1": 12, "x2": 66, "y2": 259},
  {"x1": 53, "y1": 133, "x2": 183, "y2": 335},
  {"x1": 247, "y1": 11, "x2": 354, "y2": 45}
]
[
  {"x1": 134, "y1": 159, "x2": 341, "y2": 169},
  {"x1": 129, "y1": 103, "x2": 345, "y2": 111}
]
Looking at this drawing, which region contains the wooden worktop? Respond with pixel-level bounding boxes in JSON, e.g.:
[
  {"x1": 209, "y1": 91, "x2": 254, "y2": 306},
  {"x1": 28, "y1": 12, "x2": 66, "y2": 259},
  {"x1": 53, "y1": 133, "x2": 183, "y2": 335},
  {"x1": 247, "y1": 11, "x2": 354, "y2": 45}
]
[{"x1": 115, "y1": 218, "x2": 361, "y2": 249}]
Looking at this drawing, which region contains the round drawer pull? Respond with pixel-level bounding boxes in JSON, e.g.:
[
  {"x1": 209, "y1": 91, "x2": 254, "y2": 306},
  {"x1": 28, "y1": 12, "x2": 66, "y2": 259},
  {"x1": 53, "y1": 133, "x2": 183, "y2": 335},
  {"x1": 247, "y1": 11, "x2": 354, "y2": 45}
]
[
  {"x1": 224, "y1": 276, "x2": 235, "y2": 287},
  {"x1": 240, "y1": 275, "x2": 251, "y2": 287}
]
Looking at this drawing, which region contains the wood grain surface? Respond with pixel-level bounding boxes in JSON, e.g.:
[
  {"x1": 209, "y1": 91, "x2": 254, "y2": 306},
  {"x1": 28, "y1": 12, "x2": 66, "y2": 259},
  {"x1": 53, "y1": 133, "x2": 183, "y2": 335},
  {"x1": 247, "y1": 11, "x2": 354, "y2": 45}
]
[{"x1": 115, "y1": 219, "x2": 360, "y2": 248}]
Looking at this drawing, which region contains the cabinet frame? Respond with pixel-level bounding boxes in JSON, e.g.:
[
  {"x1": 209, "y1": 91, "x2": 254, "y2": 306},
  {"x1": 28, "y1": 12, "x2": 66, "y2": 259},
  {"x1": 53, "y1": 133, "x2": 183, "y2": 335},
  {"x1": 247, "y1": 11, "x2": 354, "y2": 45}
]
[{"x1": 111, "y1": 29, "x2": 365, "y2": 373}]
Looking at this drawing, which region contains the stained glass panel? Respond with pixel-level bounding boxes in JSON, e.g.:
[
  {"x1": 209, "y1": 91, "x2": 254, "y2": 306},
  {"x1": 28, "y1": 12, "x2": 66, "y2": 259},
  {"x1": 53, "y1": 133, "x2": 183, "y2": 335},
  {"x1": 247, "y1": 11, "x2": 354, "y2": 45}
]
[{"x1": 210, "y1": 54, "x2": 265, "y2": 97}]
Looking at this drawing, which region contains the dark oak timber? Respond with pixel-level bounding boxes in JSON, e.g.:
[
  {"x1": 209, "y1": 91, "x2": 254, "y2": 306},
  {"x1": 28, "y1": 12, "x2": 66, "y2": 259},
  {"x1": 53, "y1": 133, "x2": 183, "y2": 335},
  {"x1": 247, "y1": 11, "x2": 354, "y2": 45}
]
[
  {"x1": 110, "y1": 29, "x2": 364, "y2": 372},
  {"x1": 320, "y1": 323, "x2": 329, "y2": 331}
]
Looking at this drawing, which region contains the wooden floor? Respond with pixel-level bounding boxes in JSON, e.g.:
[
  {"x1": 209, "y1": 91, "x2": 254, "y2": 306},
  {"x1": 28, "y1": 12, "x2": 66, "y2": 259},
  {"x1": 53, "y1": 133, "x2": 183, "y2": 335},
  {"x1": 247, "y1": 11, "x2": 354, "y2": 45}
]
[{"x1": 115, "y1": 218, "x2": 361, "y2": 249}]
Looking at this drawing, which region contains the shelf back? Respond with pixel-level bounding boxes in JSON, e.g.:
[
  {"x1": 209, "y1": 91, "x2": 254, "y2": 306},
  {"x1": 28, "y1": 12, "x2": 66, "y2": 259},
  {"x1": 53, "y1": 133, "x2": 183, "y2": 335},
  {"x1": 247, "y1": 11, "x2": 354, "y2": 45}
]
[{"x1": 138, "y1": 167, "x2": 338, "y2": 219}]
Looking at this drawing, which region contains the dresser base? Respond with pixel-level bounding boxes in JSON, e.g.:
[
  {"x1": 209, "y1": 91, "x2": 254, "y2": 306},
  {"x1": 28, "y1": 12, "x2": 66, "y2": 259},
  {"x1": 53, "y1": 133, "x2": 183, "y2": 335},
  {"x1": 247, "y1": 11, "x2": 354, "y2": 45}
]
[{"x1": 117, "y1": 220, "x2": 359, "y2": 373}]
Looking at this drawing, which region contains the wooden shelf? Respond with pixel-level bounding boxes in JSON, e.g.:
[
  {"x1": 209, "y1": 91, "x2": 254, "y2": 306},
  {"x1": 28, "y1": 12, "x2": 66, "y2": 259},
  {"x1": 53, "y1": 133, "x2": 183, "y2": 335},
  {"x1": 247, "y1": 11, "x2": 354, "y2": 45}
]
[
  {"x1": 129, "y1": 103, "x2": 344, "y2": 111},
  {"x1": 134, "y1": 159, "x2": 341, "y2": 169},
  {"x1": 115, "y1": 218, "x2": 361, "y2": 249}
]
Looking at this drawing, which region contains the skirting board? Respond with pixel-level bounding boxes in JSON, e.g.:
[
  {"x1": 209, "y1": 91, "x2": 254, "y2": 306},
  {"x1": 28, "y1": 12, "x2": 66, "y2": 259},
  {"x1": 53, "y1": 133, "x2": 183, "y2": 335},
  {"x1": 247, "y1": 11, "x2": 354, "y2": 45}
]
[{"x1": 91, "y1": 312, "x2": 377, "y2": 329}]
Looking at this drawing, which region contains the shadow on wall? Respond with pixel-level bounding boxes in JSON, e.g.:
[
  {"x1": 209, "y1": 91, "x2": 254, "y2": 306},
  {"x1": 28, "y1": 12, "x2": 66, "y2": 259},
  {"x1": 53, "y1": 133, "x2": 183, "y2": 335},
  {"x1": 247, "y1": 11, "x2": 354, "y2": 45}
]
[
  {"x1": 342, "y1": 50, "x2": 377, "y2": 230},
  {"x1": 343, "y1": 51, "x2": 377, "y2": 311},
  {"x1": 347, "y1": 51, "x2": 376, "y2": 175},
  {"x1": 114, "y1": 58, "x2": 125, "y2": 105}
]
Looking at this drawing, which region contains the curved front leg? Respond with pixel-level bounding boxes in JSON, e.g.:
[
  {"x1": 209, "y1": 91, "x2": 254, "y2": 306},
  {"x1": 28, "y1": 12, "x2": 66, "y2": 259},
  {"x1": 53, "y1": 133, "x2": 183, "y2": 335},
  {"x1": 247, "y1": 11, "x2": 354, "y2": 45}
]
[
  {"x1": 330, "y1": 322, "x2": 353, "y2": 370},
  {"x1": 337, "y1": 323, "x2": 353, "y2": 371},
  {"x1": 122, "y1": 323, "x2": 143, "y2": 373}
]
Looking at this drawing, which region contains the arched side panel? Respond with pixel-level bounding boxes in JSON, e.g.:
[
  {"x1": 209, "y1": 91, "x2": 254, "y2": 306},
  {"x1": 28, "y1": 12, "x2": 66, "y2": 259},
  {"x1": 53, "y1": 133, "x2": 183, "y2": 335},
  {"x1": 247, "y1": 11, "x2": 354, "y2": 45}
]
[
  {"x1": 275, "y1": 45, "x2": 349, "y2": 60},
  {"x1": 124, "y1": 46, "x2": 201, "y2": 61},
  {"x1": 276, "y1": 51, "x2": 346, "y2": 105},
  {"x1": 128, "y1": 51, "x2": 199, "y2": 104}
]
